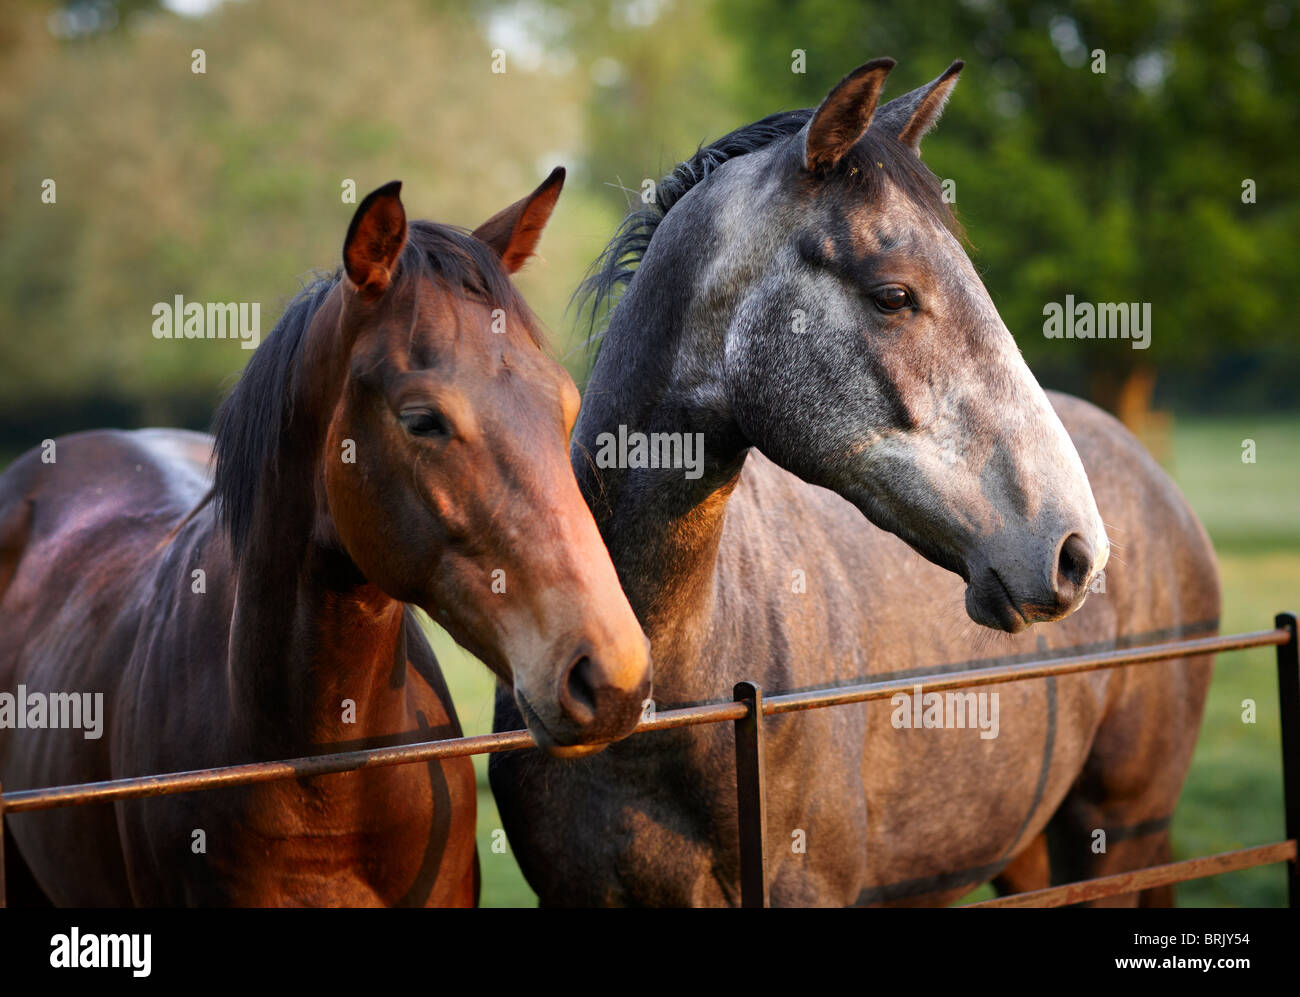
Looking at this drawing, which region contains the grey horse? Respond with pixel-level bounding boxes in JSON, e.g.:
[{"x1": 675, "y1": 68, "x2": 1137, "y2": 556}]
[{"x1": 492, "y1": 59, "x2": 1218, "y2": 906}]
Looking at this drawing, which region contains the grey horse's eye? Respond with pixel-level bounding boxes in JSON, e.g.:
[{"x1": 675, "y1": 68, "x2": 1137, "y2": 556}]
[{"x1": 872, "y1": 285, "x2": 912, "y2": 312}]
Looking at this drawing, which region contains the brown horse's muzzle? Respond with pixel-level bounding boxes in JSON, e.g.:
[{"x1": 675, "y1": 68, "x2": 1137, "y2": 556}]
[{"x1": 510, "y1": 626, "x2": 652, "y2": 758}]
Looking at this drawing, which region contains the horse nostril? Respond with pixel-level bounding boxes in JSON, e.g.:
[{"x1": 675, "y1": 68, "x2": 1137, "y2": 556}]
[
  {"x1": 561, "y1": 654, "x2": 598, "y2": 727},
  {"x1": 1055, "y1": 532, "x2": 1093, "y2": 601},
  {"x1": 554, "y1": 644, "x2": 650, "y2": 743}
]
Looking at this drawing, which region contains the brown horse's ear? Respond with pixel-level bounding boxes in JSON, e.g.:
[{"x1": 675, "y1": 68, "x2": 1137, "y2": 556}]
[
  {"x1": 344, "y1": 180, "x2": 407, "y2": 300},
  {"x1": 873, "y1": 60, "x2": 964, "y2": 155},
  {"x1": 804, "y1": 58, "x2": 895, "y2": 173},
  {"x1": 471, "y1": 166, "x2": 565, "y2": 273}
]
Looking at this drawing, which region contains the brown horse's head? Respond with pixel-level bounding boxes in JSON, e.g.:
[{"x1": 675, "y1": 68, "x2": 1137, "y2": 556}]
[{"x1": 247, "y1": 174, "x2": 649, "y2": 755}]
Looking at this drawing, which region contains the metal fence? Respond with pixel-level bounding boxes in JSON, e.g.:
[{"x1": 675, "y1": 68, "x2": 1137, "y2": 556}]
[{"x1": 2, "y1": 613, "x2": 1296, "y2": 908}]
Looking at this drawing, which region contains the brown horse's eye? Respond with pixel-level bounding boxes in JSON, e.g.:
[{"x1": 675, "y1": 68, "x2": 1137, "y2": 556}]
[
  {"x1": 872, "y1": 285, "x2": 912, "y2": 312},
  {"x1": 400, "y1": 409, "x2": 450, "y2": 438}
]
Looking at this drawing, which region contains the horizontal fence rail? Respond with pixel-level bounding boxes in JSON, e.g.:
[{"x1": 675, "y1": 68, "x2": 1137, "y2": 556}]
[
  {"x1": 960, "y1": 841, "x2": 1298, "y2": 908},
  {"x1": 1, "y1": 615, "x2": 1296, "y2": 908}
]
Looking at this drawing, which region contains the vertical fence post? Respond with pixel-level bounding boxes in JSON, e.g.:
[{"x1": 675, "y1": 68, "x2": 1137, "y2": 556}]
[
  {"x1": 734, "y1": 681, "x2": 769, "y2": 908},
  {"x1": 0, "y1": 780, "x2": 7, "y2": 909},
  {"x1": 1277, "y1": 613, "x2": 1299, "y2": 908}
]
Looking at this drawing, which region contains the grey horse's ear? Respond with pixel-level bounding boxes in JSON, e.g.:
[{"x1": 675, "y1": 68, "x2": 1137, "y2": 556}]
[
  {"x1": 804, "y1": 58, "x2": 896, "y2": 172},
  {"x1": 873, "y1": 60, "x2": 964, "y2": 155}
]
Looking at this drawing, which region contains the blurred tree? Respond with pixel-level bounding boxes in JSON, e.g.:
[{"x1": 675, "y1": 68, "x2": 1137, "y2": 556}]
[
  {"x1": 475, "y1": 1, "x2": 744, "y2": 245},
  {"x1": 0, "y1": 0, "x2": 603, "y2": 438},
  {"x1": 2, "y1": 0, "x2": 1296, "y2": 441},
  {"x1": 714, "y1": 0, "x2": 1300, "y2": 415}
]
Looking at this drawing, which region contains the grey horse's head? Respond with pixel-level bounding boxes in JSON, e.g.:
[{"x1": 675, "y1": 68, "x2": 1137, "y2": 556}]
[{"x1": 672, "y1": 59, "x2": 1108, "y2": 632}]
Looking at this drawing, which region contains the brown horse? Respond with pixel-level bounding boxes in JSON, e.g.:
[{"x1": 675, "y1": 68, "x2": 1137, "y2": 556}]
[
  {"x1": 491, "y1": 61, "x2": 1219, "y2": 906},
  {"x1": 0, "y1": 172, "x2": 651, "y2": 906}
]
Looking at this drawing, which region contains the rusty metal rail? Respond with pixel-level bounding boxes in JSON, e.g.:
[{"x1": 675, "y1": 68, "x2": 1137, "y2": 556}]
[
  {"x1": 962, "y1": 841, "x2": 1298, "y2": 908},
  {"x1": 1, "y1": 614, "x2": 1296, "y2": 908}
]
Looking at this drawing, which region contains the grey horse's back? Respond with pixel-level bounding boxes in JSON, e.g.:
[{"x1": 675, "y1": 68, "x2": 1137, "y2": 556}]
[{"x1": 1048, "y1": 390, "x2": 1220, "y2": 636}]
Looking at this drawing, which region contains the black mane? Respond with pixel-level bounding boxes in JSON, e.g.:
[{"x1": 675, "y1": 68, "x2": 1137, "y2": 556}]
[
  {"x1": 211, "y1": 221, "x2": 528, "y2": 559},
  {"x1": 574, "y1": 107, "x2": 962, "y2": 354},
  {"x1": 574, "y1": 110, "x2": 812, "y2": 352}
]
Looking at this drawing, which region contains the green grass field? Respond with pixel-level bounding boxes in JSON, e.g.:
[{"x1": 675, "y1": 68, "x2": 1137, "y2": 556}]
[
  {"x1": 1154, "y1": 417, "x2": 1299, "y2": 907},
  {"x1": 428, "y1": 415, "x2": 1300, "y2": 907}
]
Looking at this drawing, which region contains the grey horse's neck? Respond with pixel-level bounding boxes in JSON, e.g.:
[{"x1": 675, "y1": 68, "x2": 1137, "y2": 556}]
[{"x1": 572, "y1": 255, "x2": 746, "y2": 669}]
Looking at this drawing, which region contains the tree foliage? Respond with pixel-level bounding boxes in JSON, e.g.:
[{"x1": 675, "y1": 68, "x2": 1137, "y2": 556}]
[{"x1": 714, "y1": 0, "x2": 1299, "y2": 402}]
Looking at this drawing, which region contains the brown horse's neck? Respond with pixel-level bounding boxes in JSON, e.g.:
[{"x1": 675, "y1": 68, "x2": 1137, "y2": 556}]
[
  {"x1": 226, "y1": 534, "x2": 412, "y2": 757},
  {"x1": 222, "y1": 304, "x2": 415, "y2": 757}
]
